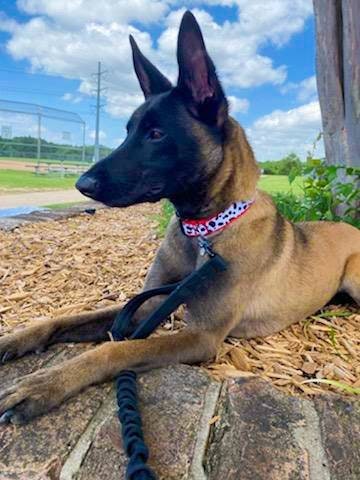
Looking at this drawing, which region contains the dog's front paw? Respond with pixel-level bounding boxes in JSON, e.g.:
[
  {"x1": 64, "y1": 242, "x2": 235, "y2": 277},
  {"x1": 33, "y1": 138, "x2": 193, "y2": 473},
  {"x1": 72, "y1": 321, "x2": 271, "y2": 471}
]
[
  {"x1": 0, "y1": 368, "x2": 65, "y2": 424},
  {"x1": 0, "y1": 323, "x2": 54, "y2": 363}
]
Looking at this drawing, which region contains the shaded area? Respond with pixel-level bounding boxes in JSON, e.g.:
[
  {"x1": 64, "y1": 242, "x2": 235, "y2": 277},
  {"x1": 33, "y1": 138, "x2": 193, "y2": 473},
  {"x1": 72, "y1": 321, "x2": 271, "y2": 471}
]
[{"x1": 0, "y1": 356, "x2": 359, "y2": 479}]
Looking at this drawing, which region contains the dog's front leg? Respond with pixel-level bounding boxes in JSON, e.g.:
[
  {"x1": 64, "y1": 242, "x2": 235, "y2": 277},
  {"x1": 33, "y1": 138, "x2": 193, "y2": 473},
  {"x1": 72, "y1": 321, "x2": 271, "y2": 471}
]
[
  {"x1": 0, "y1": 228, "x2": 194, "y2": 362},
  {"x1": 0, "y1": 326, "x2": 224, "y2": 424},
  {"x1": 0, "y1": 306, "x2": 124, "y2": 363}
]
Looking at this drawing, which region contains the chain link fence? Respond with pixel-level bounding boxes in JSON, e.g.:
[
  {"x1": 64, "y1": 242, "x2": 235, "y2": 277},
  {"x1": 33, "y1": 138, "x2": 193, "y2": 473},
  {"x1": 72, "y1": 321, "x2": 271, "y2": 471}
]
[{"x1": 0, "y1": 99, "x2": 110, "y2": 165}]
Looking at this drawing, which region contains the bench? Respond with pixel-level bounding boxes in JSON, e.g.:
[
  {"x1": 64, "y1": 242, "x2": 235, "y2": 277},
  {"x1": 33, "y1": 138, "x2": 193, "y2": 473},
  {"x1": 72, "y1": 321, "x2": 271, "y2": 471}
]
[{"x1": 26, "y1": 163, "x2": 88, "y2": 176}]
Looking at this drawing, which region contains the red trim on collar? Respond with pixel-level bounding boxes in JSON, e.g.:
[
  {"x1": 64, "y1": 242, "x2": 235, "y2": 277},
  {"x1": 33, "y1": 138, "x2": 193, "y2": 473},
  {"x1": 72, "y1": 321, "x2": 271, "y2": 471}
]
[{"x1": 181, "y1": 200, "x2": 254, "y2": 237}]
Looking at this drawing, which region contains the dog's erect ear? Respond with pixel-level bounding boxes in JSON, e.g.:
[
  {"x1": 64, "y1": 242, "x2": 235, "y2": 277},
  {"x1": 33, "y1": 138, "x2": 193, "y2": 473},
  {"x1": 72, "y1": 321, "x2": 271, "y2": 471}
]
[
  {"x1": 177, "y1": 11, "x2": 228, "y2": 127},
  {"x1": 130, "y1": 35, "x2": 172, "y2": 98}
]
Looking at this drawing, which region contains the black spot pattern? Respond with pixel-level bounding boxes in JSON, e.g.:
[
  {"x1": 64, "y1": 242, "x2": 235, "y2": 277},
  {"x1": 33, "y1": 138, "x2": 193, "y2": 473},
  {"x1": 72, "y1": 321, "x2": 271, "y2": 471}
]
[{"x1": 182, "y1": 200, "x2": 254, "y2": 237}]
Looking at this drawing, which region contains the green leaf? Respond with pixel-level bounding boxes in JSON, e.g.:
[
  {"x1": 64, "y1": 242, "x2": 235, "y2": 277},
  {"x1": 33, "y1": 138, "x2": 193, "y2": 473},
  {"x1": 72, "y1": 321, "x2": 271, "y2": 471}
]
[
  {"x1": 288, "y1": 167, "x2": 299, "y2": 184},
  {"x1": 302, "y1": 379, "x2": 360, "y2": 395}
]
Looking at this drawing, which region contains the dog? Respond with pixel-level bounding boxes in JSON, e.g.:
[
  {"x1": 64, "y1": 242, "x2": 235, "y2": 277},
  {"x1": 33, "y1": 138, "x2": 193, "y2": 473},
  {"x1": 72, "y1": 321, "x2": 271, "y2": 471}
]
[{"x1": 0, "y1": 11, "x2": 359, "y2": 424}]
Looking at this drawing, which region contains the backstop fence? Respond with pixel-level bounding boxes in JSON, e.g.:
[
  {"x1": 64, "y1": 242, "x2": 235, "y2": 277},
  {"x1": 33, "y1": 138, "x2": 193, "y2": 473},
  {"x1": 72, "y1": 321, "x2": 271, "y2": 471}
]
[{"x1": 0, "y1": 99, "x2": 91, "y2": 164}]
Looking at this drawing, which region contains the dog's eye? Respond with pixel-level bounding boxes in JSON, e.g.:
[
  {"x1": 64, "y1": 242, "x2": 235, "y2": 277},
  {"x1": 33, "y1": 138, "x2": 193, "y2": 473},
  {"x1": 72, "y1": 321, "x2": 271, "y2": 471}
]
[{"x1": 148, "y1": 128, "x2": 164, "y2": 141}]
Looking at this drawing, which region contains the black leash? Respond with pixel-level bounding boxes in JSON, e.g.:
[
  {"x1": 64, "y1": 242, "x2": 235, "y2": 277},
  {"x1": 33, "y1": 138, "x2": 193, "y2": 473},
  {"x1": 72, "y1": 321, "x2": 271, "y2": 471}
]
[{"x1": 110, "y1": 240, "x2": 227, "y2": 479}]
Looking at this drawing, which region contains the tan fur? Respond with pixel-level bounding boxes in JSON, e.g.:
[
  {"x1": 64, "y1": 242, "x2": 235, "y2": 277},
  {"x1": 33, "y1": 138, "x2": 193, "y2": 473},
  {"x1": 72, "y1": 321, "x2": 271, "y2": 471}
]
[{"x1": 0, "y1": 118, "x2": 359, "y2": 423}]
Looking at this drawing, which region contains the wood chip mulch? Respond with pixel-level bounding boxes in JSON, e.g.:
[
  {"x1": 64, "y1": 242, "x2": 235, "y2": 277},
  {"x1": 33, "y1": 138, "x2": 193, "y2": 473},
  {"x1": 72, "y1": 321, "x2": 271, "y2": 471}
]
[{"x1": 0, "y1": 205, "x2": 359, "y2": 396}]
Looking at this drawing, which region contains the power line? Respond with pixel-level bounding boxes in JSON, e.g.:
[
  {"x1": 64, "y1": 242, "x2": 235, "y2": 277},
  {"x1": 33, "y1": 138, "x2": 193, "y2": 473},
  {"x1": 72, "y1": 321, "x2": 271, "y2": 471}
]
[
  {"x1": 0, "y1": 85, "x2": 72, "y2": 97},
  {"x1": 0, "y1": 67, "x2": 76, "y2": 79},
  {"x1": 0, "y1": 86, "x2": 96, "y2": 116}
]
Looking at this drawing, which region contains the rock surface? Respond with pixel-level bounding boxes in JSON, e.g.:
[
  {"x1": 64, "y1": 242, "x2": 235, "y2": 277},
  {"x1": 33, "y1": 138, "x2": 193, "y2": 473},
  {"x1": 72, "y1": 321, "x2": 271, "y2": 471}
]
[
  {"x1": 0, "y1": 202, "x2": 101, "y2": 232},
  {"x1": 0, "y1": 349, "x2": 359, "y2": 480}
]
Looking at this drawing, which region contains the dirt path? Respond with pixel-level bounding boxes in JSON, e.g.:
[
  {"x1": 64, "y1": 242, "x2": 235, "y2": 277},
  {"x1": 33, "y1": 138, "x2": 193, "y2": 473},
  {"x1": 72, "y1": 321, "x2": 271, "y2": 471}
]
[
  {"x1": 0, "y1": 159, "x2": 31, "y2": 171},
  {"x1": 0, "y1": 188, "x2": 87, "y2": 208},
  {"x1": 0, "y1": 159, "x2": 88, "y2": 171}
]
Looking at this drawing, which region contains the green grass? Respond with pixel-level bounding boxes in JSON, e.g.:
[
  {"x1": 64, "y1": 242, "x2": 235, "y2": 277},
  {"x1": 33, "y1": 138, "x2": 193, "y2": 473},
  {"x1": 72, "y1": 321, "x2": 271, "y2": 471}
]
[
  {"x1": 258, "y1": 175, "x2": 303, "y2": 195},
  {"x1": 0, "y1": 169, "x2": 78, "y2": 190},
  {"x1": 44, "y1": 201, "x2": 88, "y2": 209},
  {"x1": 155, "y1": 201, "x2": 175, "y2": 236}
]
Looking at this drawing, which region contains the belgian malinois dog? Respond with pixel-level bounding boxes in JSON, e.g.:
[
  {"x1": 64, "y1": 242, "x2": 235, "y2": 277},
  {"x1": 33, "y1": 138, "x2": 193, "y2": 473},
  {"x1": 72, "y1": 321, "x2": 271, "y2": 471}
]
[{"x1": 1, "y1": 11, "x2": 359, "y2": 424}]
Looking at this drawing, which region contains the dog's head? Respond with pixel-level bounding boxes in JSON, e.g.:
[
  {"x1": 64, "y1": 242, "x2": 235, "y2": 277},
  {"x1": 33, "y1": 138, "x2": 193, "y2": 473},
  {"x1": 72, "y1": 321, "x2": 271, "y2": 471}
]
[{"x1": 76, "y1": 11, "x2": 229, "y2": 214}]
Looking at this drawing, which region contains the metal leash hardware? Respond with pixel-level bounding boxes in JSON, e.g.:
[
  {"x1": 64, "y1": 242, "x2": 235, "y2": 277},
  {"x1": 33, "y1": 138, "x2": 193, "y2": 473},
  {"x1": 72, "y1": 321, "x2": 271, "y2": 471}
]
[{"x1": 198, "y1": 236, "x2": 215, "y2": 257}]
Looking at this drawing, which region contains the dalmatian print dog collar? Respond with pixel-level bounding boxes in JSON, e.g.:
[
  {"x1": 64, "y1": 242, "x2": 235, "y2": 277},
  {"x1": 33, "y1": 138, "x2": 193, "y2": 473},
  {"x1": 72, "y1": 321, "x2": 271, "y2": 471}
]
[{"x1": 181, "y1": 200, "x2": 254, "y2": 237}]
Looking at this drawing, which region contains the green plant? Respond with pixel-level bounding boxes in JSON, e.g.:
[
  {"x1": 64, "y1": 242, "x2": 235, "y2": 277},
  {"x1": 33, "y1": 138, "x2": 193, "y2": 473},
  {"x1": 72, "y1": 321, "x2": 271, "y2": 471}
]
[
  {"x1": 302, "y1": 379, "x2": 360, "y2": 395},
  {"x1": 282, "y1": 158, "x2": 360, "y2": 227},
  {"x1": 156, "y1": 201, "x2": 175, "y2": 236},
  {"x1": 259, "y1": 153, "x2": 302, "y2": 175},
  {"x1": 278, "y1": 131, "x2": 360, "y2": 227}
]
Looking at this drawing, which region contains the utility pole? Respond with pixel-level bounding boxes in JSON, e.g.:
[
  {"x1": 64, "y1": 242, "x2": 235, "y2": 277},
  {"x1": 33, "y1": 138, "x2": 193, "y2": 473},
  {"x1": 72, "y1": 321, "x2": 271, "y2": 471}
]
[
  {"x1": 36, "y1": 110, "x2": 42, "y2": 170},
  {"x1": 93, "y1": 61, "x2": 107, "y2": 162}
]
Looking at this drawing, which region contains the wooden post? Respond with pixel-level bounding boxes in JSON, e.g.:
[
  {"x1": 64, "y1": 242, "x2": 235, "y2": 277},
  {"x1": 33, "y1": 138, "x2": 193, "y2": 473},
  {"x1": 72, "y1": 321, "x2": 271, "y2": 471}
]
[
  {"x1": 313, "y1": 0, "x2": 360, "y2": 167},
  {"x1": 313, "y1": 0, "x2": 360, "y2": 216}
]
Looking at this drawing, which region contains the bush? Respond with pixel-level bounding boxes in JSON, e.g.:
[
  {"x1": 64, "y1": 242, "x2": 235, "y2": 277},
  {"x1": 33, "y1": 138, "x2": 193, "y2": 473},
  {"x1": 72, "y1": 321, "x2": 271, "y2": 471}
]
[
  {"x1": 260, "y1": 153, "x2": 302, "y2": 176},
  {"x1": 277, "y1": 159, "x2": 360, "y2": 228}
]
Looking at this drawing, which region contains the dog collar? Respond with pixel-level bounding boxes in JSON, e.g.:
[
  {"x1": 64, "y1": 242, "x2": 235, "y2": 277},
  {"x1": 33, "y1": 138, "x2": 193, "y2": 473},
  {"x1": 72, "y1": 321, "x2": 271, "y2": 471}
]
[{"x1": 180, "y1": 200, "x2": 254, "y2": 237}]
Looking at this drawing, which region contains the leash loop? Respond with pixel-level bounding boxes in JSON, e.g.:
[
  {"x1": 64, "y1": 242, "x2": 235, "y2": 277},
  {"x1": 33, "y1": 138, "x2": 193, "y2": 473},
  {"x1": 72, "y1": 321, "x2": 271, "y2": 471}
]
[{"x1": 111, "y1": 252, "x2": 227, "y2": 479}]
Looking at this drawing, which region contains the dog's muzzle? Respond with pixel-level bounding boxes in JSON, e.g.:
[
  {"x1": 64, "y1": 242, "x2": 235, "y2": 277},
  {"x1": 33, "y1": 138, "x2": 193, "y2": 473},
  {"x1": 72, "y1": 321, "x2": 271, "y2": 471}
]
[{"x1": 76, "y1": 174, "x2": 99, "y2": 199}]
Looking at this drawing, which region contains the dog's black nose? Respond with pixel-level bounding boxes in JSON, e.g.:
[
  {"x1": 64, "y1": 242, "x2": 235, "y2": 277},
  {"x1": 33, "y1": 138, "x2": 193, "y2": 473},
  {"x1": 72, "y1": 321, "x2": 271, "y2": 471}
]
[{"x1": 76, "y1": 175, "x2": 99, "y2": 198}]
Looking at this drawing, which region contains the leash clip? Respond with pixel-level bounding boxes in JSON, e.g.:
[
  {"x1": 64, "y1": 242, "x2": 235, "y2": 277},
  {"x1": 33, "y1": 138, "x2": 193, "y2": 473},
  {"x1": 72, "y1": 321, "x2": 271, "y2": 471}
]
[{"x1": 198, "y1": 236, "x2": 215, "y2": 257}]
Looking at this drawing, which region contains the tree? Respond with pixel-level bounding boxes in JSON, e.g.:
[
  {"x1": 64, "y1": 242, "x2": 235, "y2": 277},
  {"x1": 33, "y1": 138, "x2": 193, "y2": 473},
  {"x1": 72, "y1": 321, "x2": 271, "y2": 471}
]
[{"x1": 313, "y1": 0, "x2": 359, "y2": 168}]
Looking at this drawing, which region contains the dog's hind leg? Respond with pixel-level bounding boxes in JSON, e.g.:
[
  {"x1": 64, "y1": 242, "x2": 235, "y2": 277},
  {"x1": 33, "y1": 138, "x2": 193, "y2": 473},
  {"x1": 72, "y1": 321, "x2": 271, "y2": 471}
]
[{"x1": 341, "y1": 253, "x2": 360, "y2": 305}]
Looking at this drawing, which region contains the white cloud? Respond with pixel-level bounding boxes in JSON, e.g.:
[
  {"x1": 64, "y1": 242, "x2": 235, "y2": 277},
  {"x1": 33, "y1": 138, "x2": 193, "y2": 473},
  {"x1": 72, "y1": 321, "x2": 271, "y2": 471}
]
[
  {"x1": 168, "y1": 1, "x2": 313, "y2": 46},
  {"x1": 246, "y1": 101, "x2": 324, "y2": 161},
  {"x1": 17, "y1": 0, "x2": 169, "y2": 27},
  {"x1": 235, "y1": 0, "x2": 313, "y2": 46},
  {"x1": 281, "y1": 75, "x2": 318, "y2": 103},
  {"x1": 228, "y1": 95, "x2": 249, "y2": 114},
  {"x1": 0, "y1": 111, "x2": 85, "y2": 145},
  {"x1": 0, "y1": 12, "x2": 18, "y2": 33},
  {"x1": 157, "y1": 7, "x2": 288, "y2": 88},
  {"x1": 0, "y1": 111, "x2": 39, "y2": 137},
  {"x1": 105, "y1": 92, "x2": 144, "y2": 118},
  {"x1": 88, "y1": 129, "x2": 107, "y2": 141},
  {"x1": 0, "y1": 1, "x2": 313, "y2": 119},
  {"x1": 62, "y1": 92, "x2": 84, "y2": 104}
]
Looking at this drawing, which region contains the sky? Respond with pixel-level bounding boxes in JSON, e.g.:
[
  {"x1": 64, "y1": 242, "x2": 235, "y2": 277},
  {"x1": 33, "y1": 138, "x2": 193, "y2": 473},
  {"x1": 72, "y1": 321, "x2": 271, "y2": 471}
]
[{"x1": 0, "y1": 0, "x2": 325, "y2": 161}]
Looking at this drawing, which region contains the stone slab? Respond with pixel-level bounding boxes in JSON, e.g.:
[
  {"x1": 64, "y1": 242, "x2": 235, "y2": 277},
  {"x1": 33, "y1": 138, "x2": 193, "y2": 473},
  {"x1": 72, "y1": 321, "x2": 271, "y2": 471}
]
[
  {"x1": 314, "y1": 395, "x2": 360, "y2": 480},
  {"x1": 77, "y1": 365, "x2": 219, "y2": 480},
  {"x1": 205, "y1": 377, "x2": 331, "y2": 480},
  {"x1": 1, "y1": 355, "x2": 359, "y2": 480},
  {"x1": 0, "y1": 202, "x2": 103, "y2": 232},
  {"x1": 0, "y1": 344, "x2": 112, "y2": 480}
]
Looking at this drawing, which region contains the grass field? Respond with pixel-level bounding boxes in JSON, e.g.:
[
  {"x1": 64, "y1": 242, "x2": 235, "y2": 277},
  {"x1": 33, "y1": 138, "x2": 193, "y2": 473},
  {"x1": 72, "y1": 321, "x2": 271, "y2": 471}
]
[
  {"x1": 44, "y1": 201, "x2": 87, "y2": 209},
  {"x1": 0, "y1": 170, "x2": 303, "y2": 194},
  {"x1": 258, "y1": 174, "x2": 303, "y2": 195},
  {"x1": 0, "y1": 169, "x2": 78, "y2": 190}
]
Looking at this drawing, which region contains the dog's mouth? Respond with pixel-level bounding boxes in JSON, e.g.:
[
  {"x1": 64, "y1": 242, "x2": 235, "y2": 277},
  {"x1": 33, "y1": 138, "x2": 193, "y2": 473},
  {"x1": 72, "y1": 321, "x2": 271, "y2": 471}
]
[{"x1": 76, "y1": 173, "x2": 166, "y2": 207}]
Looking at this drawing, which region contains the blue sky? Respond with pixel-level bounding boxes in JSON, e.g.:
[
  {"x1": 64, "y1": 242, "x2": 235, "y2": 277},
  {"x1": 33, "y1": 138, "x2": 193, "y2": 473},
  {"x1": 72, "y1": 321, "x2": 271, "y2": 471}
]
[{"x1": 0, "y1": 0, "x2": 324, "y2": 160}]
